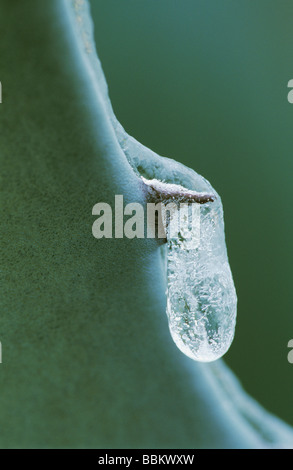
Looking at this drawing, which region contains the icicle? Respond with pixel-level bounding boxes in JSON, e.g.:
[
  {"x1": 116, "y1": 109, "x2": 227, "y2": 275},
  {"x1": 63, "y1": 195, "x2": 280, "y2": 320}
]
[{"x1": 143, "y1": 177, "x2": 237, "y2": 363}]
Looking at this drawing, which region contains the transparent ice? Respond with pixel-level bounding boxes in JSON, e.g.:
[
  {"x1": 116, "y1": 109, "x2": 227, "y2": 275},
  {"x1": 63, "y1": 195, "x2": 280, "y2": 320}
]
[
  {"x1": 164, "y1": 191, "x2": 237, "y2": 363},
  {"x1": 79, "y1": 0, "x2": 238, "y2": 361}
]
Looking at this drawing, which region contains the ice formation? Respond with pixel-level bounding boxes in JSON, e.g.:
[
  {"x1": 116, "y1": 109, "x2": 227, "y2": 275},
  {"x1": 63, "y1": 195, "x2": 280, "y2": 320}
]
[
  {"x1": 76, "y1": 0, "x2": 237, "y2": 362},
  {"x1": 144, "y1": 177, "x2": 237, "y2": 363},
  {"x1": 166, "y1": 185, "x2": 237, "y2": 362}
]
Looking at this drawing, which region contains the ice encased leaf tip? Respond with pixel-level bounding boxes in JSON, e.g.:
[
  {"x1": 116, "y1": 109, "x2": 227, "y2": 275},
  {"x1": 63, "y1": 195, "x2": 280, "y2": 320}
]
[{"x1": 143, "y1": 176, "x2": 237, "y2": 363}]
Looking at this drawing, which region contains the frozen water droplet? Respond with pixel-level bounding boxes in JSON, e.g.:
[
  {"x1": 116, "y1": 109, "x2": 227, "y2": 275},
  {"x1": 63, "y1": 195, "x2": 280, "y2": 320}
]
[
  {"x1": 165, "y1": 192, "x2": 237, "y2": 362},
  {"x1": 142, "y1": 175, "x2": 237, "y2": 363}
]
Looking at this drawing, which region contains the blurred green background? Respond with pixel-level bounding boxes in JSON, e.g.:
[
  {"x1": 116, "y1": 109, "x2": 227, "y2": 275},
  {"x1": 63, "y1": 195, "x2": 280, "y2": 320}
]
[{"x1": 90, "y1": 0, "x2": 293, "y2": 425}]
